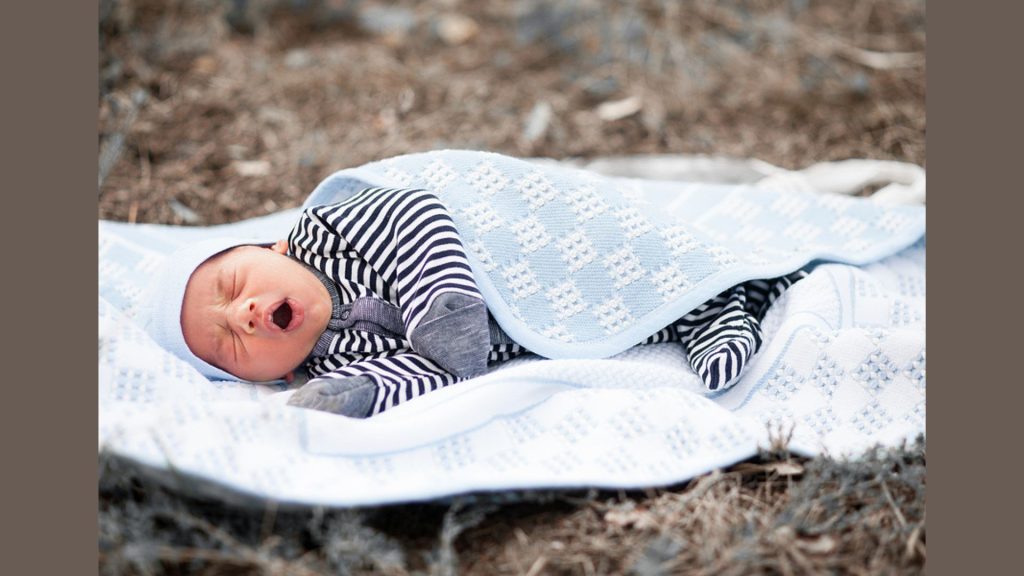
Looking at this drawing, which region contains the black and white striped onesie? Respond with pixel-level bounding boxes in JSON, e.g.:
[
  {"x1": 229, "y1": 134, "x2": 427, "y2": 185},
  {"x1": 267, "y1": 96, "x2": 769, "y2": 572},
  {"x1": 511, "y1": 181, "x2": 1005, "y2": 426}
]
[{"x1": 286, "y1": 186, "x2": 804, "y2": 417}]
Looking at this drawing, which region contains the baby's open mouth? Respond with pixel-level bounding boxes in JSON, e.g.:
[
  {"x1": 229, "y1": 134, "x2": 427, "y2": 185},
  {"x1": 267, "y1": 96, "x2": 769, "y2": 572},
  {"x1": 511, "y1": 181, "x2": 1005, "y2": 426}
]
[
  {"x1": 266, "y1": 298, "x2": 304, "y2": 333},
  {"x1": 272, "y1": 302, "x2": 293, "y2": 329}
]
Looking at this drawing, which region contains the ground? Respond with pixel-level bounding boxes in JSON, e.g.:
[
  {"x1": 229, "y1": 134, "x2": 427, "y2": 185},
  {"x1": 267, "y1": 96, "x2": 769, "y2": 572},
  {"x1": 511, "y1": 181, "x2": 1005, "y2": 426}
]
[{"x1": 99, "y1": 1, "x2": 926, "y2": 573}]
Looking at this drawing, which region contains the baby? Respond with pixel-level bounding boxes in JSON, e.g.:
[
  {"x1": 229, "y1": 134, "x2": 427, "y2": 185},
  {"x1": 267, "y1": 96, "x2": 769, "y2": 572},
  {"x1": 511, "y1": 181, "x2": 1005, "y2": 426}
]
[{"x1": 144, "y1": 186, "x2": 803, "y2": 418}]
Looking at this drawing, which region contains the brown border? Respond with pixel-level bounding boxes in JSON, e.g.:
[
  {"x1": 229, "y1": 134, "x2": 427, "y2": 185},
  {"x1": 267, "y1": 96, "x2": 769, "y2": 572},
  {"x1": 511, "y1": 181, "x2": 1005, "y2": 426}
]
[
  {"x1": 4, "y1": 1, "x2": 98, "y2": 573},
  {"x1": 930, "y1": 0, "x2": 1021, "y2": 573}
]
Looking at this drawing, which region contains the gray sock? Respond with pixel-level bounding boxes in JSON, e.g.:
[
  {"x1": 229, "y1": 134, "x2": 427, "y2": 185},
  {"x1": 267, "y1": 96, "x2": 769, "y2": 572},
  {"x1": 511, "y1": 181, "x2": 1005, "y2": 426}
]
[
  {"x1": 286, "y1": 375, "x2": 377, "y2": 418},
  {"x1": 409, "y1": 293, "x2": 490, "y2": 379}
]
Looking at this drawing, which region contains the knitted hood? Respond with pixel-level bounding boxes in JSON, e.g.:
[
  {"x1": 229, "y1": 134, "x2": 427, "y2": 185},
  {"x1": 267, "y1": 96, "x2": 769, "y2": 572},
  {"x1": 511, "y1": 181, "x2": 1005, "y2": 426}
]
[{"x1": 138, "y1": 236, "x2": 259, "y2": 381}]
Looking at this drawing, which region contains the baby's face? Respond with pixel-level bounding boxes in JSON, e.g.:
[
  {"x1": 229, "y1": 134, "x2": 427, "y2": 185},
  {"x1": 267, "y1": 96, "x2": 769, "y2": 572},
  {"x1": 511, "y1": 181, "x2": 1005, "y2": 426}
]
[{"x1": 181, "y1": 241, "x2": 331, "y2": 381}]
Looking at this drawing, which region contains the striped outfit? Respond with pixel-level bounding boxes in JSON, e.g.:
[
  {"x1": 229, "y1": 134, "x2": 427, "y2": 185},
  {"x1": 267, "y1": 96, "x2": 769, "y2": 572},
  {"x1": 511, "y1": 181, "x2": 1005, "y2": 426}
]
[{"x1": 288, "y1": 187, "x2": 804, "y2": 417}]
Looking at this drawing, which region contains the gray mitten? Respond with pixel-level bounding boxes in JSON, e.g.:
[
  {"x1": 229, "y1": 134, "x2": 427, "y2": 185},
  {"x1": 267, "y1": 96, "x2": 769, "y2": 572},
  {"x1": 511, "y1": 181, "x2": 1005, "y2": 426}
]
[
  {"x1": 286, "y1": 375, "x2": 377, "y2": 418},
  {"x1": 408, "y1": 293, "x2": 490, "y2": 379}
]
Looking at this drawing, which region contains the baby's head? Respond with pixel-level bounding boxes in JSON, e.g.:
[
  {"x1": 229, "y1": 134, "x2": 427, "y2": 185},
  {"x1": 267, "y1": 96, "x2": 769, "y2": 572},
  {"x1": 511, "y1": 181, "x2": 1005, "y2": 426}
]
[{"x1": 141, "y1": 238, "x2": 332, "y2": 382}]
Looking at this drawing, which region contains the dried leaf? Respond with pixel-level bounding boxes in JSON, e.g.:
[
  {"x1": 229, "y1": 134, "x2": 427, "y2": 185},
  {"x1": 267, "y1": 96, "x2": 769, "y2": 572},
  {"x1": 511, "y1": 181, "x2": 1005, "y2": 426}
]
[
  {"x1": 765, "y1": 461, "x2": 805, "y2": 476},
  {"x1": 233, "y1": 160, "x2": 271, "y2": 177},
  {"x1": 437, "y1": 14, "x2": 479, "y2": 45},
  {"x1": 596, "y1": 96, "x2": 643, "y2": 121},
  {"x1": 604, "y1": 508, "x2": 658, "y2": 530},
  {"x1": 798, "y1": 535, "x2": 837, "y2": 555},
  {"x1": 168, "y1": 198, "x2": 201, "y2": 224}
]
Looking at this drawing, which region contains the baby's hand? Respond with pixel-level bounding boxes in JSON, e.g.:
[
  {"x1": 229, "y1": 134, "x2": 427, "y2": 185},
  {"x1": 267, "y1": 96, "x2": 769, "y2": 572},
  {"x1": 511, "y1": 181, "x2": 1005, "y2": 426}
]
[
  {"x1": 271, "y1": 239, "x2": 289, "y2": 255},
  {"x1": 286, "y1": 376, "x2": 376, "y2": 418}
]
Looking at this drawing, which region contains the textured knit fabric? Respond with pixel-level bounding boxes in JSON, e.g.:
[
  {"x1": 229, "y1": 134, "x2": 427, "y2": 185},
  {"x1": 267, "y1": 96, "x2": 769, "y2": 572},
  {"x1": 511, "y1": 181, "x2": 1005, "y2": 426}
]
[
  {"x1": 138, "y1": 236, "x2": 265, "y2": 381},
  {"x1": 287, "y1": 186, "x2": 805, "y2": 417}
]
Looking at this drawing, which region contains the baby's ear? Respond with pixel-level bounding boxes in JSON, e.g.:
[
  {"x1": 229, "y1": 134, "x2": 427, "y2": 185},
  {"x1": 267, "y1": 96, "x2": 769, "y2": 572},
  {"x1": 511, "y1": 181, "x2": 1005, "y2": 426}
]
[{"x1": 270, "y1": 239, "x2": 289, "y2": 255}]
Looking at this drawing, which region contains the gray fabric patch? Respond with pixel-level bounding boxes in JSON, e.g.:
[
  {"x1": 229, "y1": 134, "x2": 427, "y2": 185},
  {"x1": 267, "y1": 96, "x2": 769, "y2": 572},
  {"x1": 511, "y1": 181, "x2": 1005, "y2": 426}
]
[
  {"x1": 286, "y1": 375, "x2": 377, "y2": 418},
  {"x1": 488, "y1": 313, "x2": 516, "y2": 345},
  {"x1": 409, "y1": 293, "x2": 490, "y2": 378}
]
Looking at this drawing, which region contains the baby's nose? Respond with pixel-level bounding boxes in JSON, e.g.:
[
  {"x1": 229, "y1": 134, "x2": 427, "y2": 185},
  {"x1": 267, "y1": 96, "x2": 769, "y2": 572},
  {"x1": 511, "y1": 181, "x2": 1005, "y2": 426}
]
[{"x1": 235, "y1": 298, "x2": 258, "y2": 335}]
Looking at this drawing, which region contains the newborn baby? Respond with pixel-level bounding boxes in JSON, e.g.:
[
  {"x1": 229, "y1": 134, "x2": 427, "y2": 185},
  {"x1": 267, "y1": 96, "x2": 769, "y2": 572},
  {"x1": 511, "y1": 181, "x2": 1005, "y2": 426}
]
[
  {"x1": 144, "y1": 186, "x2": 803, "y2": 418},
  {"x1": 178, "y1": 238, "x2": 333, "y2": 383}
]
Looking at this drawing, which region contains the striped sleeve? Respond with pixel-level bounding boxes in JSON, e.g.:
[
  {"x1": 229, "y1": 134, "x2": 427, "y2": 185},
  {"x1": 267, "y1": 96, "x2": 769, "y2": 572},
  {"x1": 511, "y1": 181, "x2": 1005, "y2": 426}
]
[{"x1": 296, "y1": 187, "x2": 483, "y2": 337}]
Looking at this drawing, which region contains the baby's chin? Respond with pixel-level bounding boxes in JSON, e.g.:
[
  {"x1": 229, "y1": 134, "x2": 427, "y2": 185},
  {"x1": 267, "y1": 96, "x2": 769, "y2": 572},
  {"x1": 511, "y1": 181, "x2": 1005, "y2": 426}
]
[
  {"x1": 238, "y1": 365, "x2": 301, "y2": 383},
  {"x1": 230, "y1": 344, "x2": 311, "y2": 383},
  {"x1": 307, "y1": 299, "x2": 333, "y2": 335}
]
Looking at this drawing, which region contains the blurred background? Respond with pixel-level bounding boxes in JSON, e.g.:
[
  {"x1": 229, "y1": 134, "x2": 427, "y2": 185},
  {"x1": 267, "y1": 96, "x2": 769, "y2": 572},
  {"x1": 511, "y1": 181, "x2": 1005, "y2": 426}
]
[{"x1": 98, "y1": 0, "x2": 925, "y2": 224}]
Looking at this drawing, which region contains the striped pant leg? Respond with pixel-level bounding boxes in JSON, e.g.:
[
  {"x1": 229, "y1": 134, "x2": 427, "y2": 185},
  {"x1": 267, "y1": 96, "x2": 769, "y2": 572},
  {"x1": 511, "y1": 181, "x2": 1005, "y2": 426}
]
[
  {"x1": 673, "y1": 271, "x2": 808, "y2": 391},
  {"x1": 737, "y1": 270, "x2": 809, "y2": 319},
  {"x1": 677, "y1": 286, "x2": 762, "y2": 391}
]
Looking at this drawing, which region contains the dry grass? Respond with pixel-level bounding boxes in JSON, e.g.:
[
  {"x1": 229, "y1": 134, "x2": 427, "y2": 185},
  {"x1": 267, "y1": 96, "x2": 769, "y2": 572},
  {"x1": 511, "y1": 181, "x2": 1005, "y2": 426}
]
[
  {"x1": 99, "y1": 0, "x2": 924, "y2": 225},
  {"x1": 99, "y1": 437, "x2": 925, "y2": 575}
]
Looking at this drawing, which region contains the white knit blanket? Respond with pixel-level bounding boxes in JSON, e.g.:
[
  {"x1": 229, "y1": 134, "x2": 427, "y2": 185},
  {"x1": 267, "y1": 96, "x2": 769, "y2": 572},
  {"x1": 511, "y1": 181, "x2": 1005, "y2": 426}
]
[{"x1": 98, "y1": 155, "x2": 925, "y2": 506}]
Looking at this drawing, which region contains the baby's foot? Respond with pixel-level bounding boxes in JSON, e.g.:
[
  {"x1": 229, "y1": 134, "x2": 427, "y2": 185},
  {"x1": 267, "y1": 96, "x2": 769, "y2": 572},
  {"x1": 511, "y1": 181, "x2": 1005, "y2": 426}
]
[
  {"x1": 691, "y1": 338, "x2": 756, "y2": 391},
  {"x1": 286, "y1": 376, "x2": 377, "y2": 418}
]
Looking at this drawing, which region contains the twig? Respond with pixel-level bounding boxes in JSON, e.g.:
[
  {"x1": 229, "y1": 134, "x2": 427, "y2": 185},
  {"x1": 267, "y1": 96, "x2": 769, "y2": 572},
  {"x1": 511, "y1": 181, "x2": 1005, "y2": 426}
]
[
  {"x1": 104, "y1": 543, "x2": 323, "y2": 576},
  {"x1": 879, "y1": 478, "x2": 908, "y2": 529},
  {"x1": 260, "y1": 499, "x2": 280, "y2": 545},
  {"x1": 525, "y1": 554, "x2": 548, "y2": 576},
  {"x1": 815, "y1": 35, "x2": 923, "y2": 70},
  {"x1": 695, "y1": 1, "x2": 923, "y2": 71},
  {"x1": 99, "y1": 89, "x2": 147, "y2": 192},
  {"x1": 161, "y1": 508, "x2": 246, "y2": 551},
  {"x1": 434, "y1": 499, "x2": 498, "y2": 576}
]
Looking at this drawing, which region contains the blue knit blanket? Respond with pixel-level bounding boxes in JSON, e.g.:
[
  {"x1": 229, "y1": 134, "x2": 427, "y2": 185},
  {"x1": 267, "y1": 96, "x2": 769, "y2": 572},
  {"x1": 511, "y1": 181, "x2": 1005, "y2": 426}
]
[
  {"x1": 302, "y1": 150, "x2": 925, "y2": 359},
  {"x1": 301, "y1": 150, "x2": 925, "y2": 359}
]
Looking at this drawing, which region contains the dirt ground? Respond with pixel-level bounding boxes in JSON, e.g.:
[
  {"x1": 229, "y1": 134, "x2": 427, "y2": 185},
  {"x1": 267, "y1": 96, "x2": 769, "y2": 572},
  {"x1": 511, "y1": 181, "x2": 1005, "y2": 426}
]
[
  {"x1": 100, "y1": 439, "x2": 925, "y2": 575},
  {"x1": 99, "y1": 0, "x2": 924, "y2": 226},
  {"x1": 98, "y1": 0, "x2": 926, "y2": 573}
]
